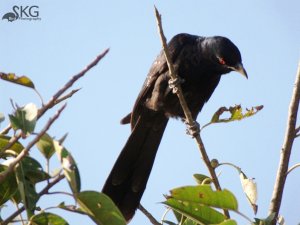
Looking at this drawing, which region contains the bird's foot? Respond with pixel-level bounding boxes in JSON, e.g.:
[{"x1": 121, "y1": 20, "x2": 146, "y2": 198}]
[
  {"x1": 185, "y1": 121, "x2": 200, "y2": 137},
  {"x1": 168, "y1": 77, "x2": 184, "y2": 93}
]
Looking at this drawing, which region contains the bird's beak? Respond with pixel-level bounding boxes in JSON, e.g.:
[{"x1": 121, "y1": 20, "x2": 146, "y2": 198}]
[{"x1": 234, "y1": 63, "x2": 248, "y2": 79}]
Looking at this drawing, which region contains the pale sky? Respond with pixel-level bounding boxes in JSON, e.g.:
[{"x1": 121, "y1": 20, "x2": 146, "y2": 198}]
[{"x1": 1, "y1": 1, "x2": 300, "y2": 224}]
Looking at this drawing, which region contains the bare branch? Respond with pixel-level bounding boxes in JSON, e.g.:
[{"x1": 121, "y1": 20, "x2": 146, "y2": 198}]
[
  {"x1": 295, "y1": 126, "x2": 300, "y2": 134},
  {"x1": 154, "y1": 7, "x2": 194, "y2": 125},
  {"x1": 0, "y1": 49, "x2": 109, "y2": 152},
  {"x1": 138, "y1": 204, "x2": 161, "y2": 225},
  {"x1": 295, "y1": 126, "x2": 300, "y2": 137},
  {"x1": 2, "y1": 174, "x2": 65, "y2": 225},
  {"x1": 52, "y1": 88, "x2": 81, "y2": 106},
  {"x1": 0, "y1": 104, "x2": 66, "y2": 183},
  {"x1": 154, "y1": 6, "x2": 229, "y2": 218},
  {"x1": 269, "y1": 60, "x2": 300, "y2": 224}
]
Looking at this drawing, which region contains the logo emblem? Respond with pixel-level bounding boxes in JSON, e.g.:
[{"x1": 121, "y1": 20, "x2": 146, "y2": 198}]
[
  {"x1": 2, "y1": 6, "x2": 41, "y2": 22},
  {"x1": 2, "y1": 12, "x2": 18, "y2": 22}
]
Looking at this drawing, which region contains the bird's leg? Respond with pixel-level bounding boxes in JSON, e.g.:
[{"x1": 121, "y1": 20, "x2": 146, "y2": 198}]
[
  {"x1": 185, "y1": 120, "x2": 200, "y2": 137},
  {"x1": 168, "y1": 76, "x2": 184, "y2": 94}
]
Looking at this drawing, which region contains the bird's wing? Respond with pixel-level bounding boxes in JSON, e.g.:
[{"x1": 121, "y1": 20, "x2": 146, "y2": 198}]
[{"x1": 127, "y1": 33, "x2": 198, "y2": 128}]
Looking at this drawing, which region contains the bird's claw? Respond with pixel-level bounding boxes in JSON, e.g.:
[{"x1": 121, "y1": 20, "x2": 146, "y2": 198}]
[
  {"x1": 168, "y1": 77, "x2": 184, "y2": 93},
  {"x1": 185, "y1": 121, "x2": 200, "y2": 137}
]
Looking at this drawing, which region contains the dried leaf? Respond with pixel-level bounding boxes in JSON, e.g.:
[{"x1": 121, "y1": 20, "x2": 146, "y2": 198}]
[
  {"x1": 202, "y1": 105, "x2": 263, "y2": 129},
  {"x1": 240, "y1": 172, "x2": 258, "y2": 214},
  {"x1": 0, "y1": 72, "x2": 35, "y2": 88}
]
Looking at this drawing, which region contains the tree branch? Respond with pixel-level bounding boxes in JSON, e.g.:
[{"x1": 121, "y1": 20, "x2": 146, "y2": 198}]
[
  {"x1": 0, "y1": 104, "x2": 66, "y2": 183},
  {"x1": 154, "y1": 6, "x2": 229, "y2": 218},
  {"x1": 295, "y1": 126, "x2": 300, "y2": 137},
  {"x1": 138, "y1": 204, "x2": 161, "y2": 225},
  {"x1": 39, "y1": 49, "x2": 109, "y2": 117},
  {"x1": 53, "y1": 88, "x2": 81, "y2": 105},
  {"x1": 0, "y1": 49, "x2": 109, "y2": 153},
  {"x1": 269, "y1": 60, "x2": 300, "y2": 224}
]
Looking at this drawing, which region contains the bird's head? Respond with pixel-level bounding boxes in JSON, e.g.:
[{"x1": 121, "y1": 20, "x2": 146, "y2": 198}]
[{"x1": 204, "y1": 36, "x2": 248, "y2": 78}]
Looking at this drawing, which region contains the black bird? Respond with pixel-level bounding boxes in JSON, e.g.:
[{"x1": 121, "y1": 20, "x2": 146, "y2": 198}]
[{"x1": 102, "y1": 33, "x2": 247, "y2": 222}]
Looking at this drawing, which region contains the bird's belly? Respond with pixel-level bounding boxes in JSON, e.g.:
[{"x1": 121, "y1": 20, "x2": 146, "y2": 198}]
[
  {"x1": 162, "y1": 75, "x2": 220, "y2": 120},
  {"x1": 163, "y1": 88, "x2": 206, "y2": 120}
]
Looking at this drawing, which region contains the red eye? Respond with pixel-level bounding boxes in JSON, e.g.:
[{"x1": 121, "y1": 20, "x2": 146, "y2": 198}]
[{"x1": 218, "y1": 57, "x2": 226, "y2": 65}]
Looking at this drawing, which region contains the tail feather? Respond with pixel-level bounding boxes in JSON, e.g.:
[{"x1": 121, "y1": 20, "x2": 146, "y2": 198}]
[{"x1": 102, "y1": 110, "x2": 168, "y2": 221}]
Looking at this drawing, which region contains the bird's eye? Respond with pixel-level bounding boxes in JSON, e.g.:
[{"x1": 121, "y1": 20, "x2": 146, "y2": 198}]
[{"x1": 217, "y1": 57, "x2": 226, "y2": 65}]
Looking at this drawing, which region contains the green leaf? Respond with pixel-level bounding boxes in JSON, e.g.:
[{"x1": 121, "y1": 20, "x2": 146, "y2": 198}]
[
  {"x1": 172, "y1": 209, "x2": 185, "y2": 223},
  {"x1": 58, "y1": 133, "x2": 68, "y2": 145},
  {"x1": 202, "y1": 105, "x2": 263, "y2": 129},
  {"x1": 20, "y1": 157, "x2": 50, "y2": 184},
  {"x1": 164, "y1": 198, "x2": 225, "y2": 224},
  {"x1": 193, "y1": 174, "x2": 212, "y2": 185},
  {"x1": 254, "y1": 213, "x2": 276, "y2": 225},
  {"x1": 9, "y1": 103, "x2": 38, "y2": 137},
  {"x1": 53, "y1": 140, "x2": 80, "y2": 194},
  {"x1": 14, "y1": 156, "x2": 48, "y2": 217},
  {"x1": 182, "y1": 218, "x2": 198, "y2": 225},
  {"x1": 29, "y1": 212, "x2": 69, "y2": 225},
  {"x1": 0, "y1": 72, "x2": 35, "y2": 88},
  {"x1": 76, "y1": 191, "x2": 126, "y2": 225},
  {"x1": 217, "y1": 219, "x2": 237, "y2": 225},
  {"x1": 36, "y1": 133, "x2": 55, "y2": 159},
  {"x1": 168, "y1": 185, "x2": 238, "y2": 210},
  {"x1": 10, "y1": 189, "x2": 21, "y2": 204},
  {"x1": 7, "y1": 157, "x2": 49, "y2": 206},
  {"x1": 0, "y1": 135, "x2": 24, "y2": 156},
  {"x1": 15, "y1": 160, "x2": 39, "y2": 218},
  {"x1": 0, "y1": 165, "x2": 18, "y2": 205}
]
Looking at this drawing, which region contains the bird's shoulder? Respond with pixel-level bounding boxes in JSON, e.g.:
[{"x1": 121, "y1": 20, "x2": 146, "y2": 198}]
[
  {"x1": 129, "y1": 33, "x2": 204, "y2": 127},
  {"x1": 145, "y1": 33, "x2": 202, "y2": 88}
]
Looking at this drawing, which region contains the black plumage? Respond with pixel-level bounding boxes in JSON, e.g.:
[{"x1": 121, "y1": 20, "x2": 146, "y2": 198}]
[{"x1": 102, "y1": 33, "x2": 247, "y2": 222}]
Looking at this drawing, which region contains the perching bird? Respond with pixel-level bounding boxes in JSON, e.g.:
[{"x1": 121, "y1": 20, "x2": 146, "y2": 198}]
[{"x1": 102, "y1": 33, "x2": 247, "y2": 222}]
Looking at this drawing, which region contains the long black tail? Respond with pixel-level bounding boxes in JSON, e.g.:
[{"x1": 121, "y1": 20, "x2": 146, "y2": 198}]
[{"x1": 102, "y1": 110, "x2": 168, "y2": 221}]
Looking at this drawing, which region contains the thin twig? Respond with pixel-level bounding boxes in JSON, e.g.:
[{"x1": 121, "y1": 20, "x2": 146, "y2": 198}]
[
  {"x1": 219, "y1": 162, "x2": 242, "y2": 172},
  {"x1": 0, "y1": 49, "x2": 109, "y2": 138},
  {"x1": 39, "y1": 49, "x2": 109, "y2": 119},
  {"x1": 138, "y1": 204, "x2": 161, "y2": 225},
  {"x1": 295, "y1": 126, "x2": 300, "y2": 138},
  {"x1": 46, "y1": 191, "x2": 74, "y2": 197},
  {"x1": 232, "y1": 210, "x2": 253, "y2": 223},
  {"x1": 0, "y1": 104, "x2": 66, "y2": 183},
  {"x1": 160, "y1": 207, "x2": 171, "y2": 225},
  {"x1": 0, "y1": 50, "x2": 108, "y2": 162},
  {"x1": 269, "y1": 61, "x2": 300, "y2": 224},
  {"x1": 154, "y1": 6, "x2": 229, "y2": 218},
  {"x1": 2, "y1": 174, "x2": 65, "y2": 225},
  {"x1": 287, "y1": 163, "x2": 300, "y2": 175},
  {"x1": 53, "y1": 88, "x2": 81, "y2": 106}
]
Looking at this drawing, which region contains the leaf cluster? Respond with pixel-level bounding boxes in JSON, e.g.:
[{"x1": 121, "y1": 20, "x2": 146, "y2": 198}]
[{"x1": 0, "y1": 52, "x2": 127, "y2": 225}]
